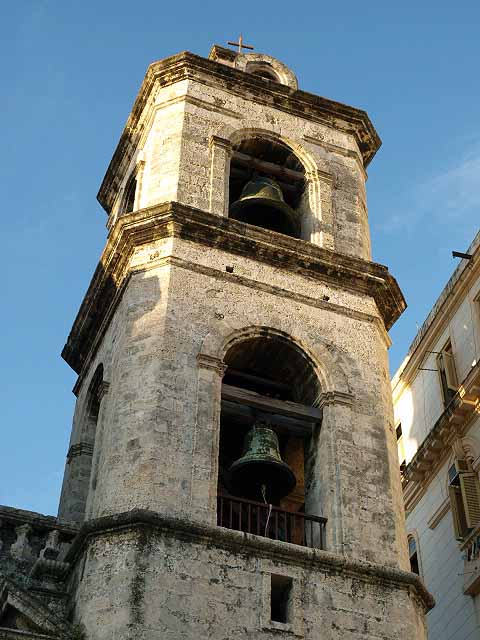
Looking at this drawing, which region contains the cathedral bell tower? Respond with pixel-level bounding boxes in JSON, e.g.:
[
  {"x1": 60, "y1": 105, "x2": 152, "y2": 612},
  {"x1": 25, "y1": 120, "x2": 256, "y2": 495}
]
[{"x1": 59, "y1": 45, "x2": 433, "y2": 638}]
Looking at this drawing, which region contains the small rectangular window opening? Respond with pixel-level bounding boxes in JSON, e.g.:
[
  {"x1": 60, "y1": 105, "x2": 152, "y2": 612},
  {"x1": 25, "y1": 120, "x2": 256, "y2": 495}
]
[
  {"x1": 396, "y1": 423, "x2": 403, "y2": 440},
  {"x1": 270, "y1": 574, "x2": 293, "y2": 624}
]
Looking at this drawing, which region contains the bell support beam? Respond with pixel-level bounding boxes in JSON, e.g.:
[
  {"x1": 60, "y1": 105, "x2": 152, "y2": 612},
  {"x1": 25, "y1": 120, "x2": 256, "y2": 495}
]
[
  {"x1": 221, "y1": 383, "x2": 322, "y2": 424},
  {"x1": 221, "y1": 400, "x2": 315, "y2": 438},
  {"x1": 231, "y1": 151, "x2": 305, "y2": 182}
]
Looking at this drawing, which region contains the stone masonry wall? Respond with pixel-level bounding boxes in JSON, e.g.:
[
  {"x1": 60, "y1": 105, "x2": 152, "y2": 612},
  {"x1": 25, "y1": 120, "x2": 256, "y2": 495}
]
[{"x1": 70, "y1": 523, "x2": 427, "y2": 640}]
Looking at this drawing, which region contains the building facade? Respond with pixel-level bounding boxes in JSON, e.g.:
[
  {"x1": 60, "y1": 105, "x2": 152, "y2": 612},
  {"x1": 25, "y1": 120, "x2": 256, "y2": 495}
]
[
  {"x1": 393, "y1": 232, "x2": 480, "y2": 640},
  {"x1": 0, "y1": 46, "x2": 432, "y2": 639}
]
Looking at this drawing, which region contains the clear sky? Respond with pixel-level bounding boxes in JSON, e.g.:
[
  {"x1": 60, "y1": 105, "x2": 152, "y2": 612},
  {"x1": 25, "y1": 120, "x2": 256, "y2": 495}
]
[{"x1": 1, "y1": 1, "x2": 479, "y2": 516}]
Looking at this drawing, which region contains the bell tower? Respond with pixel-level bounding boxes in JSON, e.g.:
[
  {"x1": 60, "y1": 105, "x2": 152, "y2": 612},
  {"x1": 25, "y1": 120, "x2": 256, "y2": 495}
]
[{"x1": 59, "y1": 45, "x2": 432, "y2": 638}]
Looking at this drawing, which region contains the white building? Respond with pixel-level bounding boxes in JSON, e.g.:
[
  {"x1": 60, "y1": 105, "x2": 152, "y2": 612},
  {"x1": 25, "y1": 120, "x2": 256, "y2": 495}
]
[{"x1": 393, "y1": 231, "x2": 480, "y2": 639}]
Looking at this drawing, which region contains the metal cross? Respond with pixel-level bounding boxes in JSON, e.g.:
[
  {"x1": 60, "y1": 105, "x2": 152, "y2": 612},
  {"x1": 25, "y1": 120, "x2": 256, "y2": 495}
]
[{"x1": 227, "y1": 34, "x2": 254, "y2": 54}]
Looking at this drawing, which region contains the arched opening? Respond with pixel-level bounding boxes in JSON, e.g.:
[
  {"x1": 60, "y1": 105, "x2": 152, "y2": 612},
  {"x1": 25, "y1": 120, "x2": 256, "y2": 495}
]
[
  {"x1": 120, "y1": 172, "x2": 137, "y2": 215},
  {"x1": 228, "y1": 137, "x2": 306, "y2": 238},
  {"x1": 86, "y1": 364, "x2": 103, "y2": 431},
  {"x1": 84, "y1": 364, "x2": 104, "y2": 495},
  {"x1": 246, "y1": 61, "x2": 281, "y2": 83},
  {"x1": 217, "y1": 333, "x2": 326, "y2": 547}
]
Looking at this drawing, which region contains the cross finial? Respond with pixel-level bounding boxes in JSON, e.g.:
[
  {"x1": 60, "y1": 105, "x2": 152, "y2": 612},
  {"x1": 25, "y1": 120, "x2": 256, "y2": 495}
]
[{"x1": 227, "y1": 34, "x2": 254, "y2": 54}]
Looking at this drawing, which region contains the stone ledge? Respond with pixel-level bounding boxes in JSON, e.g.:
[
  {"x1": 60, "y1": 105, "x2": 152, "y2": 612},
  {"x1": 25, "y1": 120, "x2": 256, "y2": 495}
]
[
  {"x1": 0, "y1": 507, "x2": 78, "y2": 536},
  {"x1": 65, "y1": 508, "x2": 435, "y2": 613},
  {"x1": 62, "y1": 201, "x2": 406, "y2": 376}
]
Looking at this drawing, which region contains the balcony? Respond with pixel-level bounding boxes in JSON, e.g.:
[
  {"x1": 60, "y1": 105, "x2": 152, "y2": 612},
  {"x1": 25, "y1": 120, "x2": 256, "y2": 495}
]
[
  {"x1": 461, "y1": 525, "x2": 480, "y2": 595},
  {"x1": 217, "y1": 495, "x2": 327, "y2": 549}
]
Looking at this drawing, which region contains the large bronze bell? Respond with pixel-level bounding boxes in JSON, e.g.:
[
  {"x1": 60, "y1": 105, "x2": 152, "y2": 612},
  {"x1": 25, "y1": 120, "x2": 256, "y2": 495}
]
[
  {"x1": 229, "y1": 176, "x2": 299, "y2": 236},
  {"x1": 229, "y1": 422, "x2": 296, "y2": 502}
]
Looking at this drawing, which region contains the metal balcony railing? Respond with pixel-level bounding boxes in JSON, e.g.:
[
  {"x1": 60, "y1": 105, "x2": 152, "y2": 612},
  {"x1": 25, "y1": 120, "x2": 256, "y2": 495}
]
[{"x1": 217, "y1": 494, "x2": 327, "y2": 550}]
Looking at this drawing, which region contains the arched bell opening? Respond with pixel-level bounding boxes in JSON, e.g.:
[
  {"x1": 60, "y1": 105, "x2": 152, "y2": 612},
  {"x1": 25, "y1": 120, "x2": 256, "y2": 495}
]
[
  {"x1": 217, "y1": 334, "x2": 323, "y2": 545},
  {"x1": 119, "y1": 171, "x2": 137, "y2": 216},
  {"x1": 245, "y1": 61, "x2": 281, "y2": 83},
  {"x1": 228, "y1": 137, "x2": 306, "y2": 239}
]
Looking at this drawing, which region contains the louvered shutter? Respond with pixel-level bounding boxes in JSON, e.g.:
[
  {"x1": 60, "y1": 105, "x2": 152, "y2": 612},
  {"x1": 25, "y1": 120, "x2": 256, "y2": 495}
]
[
  {"x1": 449, "y1": 485, "x2": 469, "y2": 539},
  {"x1": 459, "y1": 472, "x2": 480, "y2": 528}
]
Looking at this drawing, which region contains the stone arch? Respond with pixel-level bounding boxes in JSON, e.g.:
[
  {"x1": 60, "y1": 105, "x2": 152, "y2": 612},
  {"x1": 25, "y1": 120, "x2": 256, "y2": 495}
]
[
  {"x1": 214, "y1": 124, "x2": 329, "y2": 245},
  {"x1": 406, "y1": 529, "x2": 422, "y2": 576},
  {"x1": 199, "y1": 318, "x2": 351, "y2": 398},
  {"x1": 85, "y1": 363, "x2": 104, "y2": 420},
  {"x1": 235, "y1": 53, "x2": 298, "y2": 90},
  {"x1": 226, "y1": 125, "x2": 317, "y2": 174}
]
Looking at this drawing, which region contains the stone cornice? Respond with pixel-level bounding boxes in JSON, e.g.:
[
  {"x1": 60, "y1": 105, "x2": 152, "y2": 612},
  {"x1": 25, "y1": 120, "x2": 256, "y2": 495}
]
[
  {"x1": 0, "y1": 506, "x2": 78, "y2": 537},
  {"x1": 61, "y1": 202, "x2": 405, "y2": 375},
  {"x1": 63, "y1": 508, "x2": 434, "y2": 613},
  {"x1": 392, "y1": 232, "x2": 480, "y2": 397},
  {"x1": 97, "y1": 51, "x2": 381, "y2": 214}
]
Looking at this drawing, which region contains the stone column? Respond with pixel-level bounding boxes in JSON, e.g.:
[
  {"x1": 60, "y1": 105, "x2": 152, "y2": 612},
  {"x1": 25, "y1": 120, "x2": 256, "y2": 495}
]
[
  {"x1": 208, "y1": 136, "x2": 232, "y2": 217},
  {"x1": 189, "y1": 353, "x2": 227, "y2": 525},
  {"x1": 302, "y1": 169, "x2": 335, "y2": 250},
  {"x1": 85, "y1": 381, "x2": 110, "y2": 519},
  {"x1": 305, "y1": 392, "x2": 354, "y2": 555}
]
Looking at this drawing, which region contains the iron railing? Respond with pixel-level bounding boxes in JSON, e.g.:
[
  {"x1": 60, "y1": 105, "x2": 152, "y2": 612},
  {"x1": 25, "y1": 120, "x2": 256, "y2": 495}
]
[{"x1": 217, "y1": 494, "x2": 327, "y2": 549}]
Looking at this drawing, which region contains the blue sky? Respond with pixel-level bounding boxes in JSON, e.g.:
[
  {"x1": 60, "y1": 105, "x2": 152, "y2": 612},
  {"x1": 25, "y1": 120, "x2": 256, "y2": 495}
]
[{"x1": 1, "y1": 1, "x2": 479, "y2": 516}]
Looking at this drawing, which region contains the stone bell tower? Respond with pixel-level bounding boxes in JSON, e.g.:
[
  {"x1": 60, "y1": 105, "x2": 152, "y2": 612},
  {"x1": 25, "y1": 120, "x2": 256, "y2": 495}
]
[{"x1": 57, "y1": 45, "x2": 432, "y2": 638}]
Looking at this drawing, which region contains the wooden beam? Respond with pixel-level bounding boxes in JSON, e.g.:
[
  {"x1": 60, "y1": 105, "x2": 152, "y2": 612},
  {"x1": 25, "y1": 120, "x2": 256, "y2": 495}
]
[
  {"x1": 221, "y1": 384, "x2": 322, "y2": 423},
  {"x1": 221, "y1": 400, "x2": 314, "y2": 438},
  {"x1": 231, "y1": 151, "x2": 305, "y2": 182},
  {"x1": 229, "y1": 166, "x2": 298, "y2": 193},
  {"x1": 224, "y1": 367, "x2": 291, "y2": 393}
]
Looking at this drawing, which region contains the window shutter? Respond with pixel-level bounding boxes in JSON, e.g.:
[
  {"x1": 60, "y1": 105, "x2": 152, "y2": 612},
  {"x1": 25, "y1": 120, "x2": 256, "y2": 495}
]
[
  {"x1": 459, "y1": 472, "x2": 480, "y2": 528},
  {"x1": 449, "y1": 485, "x2": 469, "y2": 539},
  {"x1": 443, "y1": 350, "x2": 458, "y2": 390}
]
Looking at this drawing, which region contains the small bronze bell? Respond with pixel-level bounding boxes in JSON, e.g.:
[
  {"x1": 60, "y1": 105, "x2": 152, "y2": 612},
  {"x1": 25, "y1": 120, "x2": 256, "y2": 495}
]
[
  {"x1": 229, "y1": 422, "x2": 296, "y2": 502},
  {"x1": 229, "y1": 176, "x2": 299, "y2": 236}
]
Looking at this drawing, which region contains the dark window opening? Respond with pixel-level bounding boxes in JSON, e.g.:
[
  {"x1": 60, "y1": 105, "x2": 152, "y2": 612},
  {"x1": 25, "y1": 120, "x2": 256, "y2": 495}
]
[
  {"x1": 409, "y1": 550, "x2": 419, "y2": 575},
  {"x1": 271, "y1": 574, "x2": 293, "y2": 623},
  {"x1": 396, "y1": 423, "x2": 402, "y2": 440},
  {"x1": 122, "y1": 174, "x2": 137, "y2": 215},
  {"x1": 408, "y1": 537, "x2": 420, "y2": 575},
  {"x1": 85, "y1": 364, "x2": 104, "y2": 492}
]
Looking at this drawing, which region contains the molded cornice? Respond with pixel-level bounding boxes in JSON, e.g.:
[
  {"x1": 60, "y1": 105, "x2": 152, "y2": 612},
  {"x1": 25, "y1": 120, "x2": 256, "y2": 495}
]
[
  {"x1": 62, "y1": 202, "x2": 405, "y2": 376},
  {"x1": 97, "y1": 51, "x2": 381, "y2": 214},
  {"x1": 63, "y1": 508, "x2": 435, "y2": 613}
]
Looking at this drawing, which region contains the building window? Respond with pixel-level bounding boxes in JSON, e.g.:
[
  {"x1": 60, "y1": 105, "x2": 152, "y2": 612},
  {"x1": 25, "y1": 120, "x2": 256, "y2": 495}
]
[
  {"x1": 408, "y1": 536, "x2": 420, "y2": 575},
  {"x1": 437, "y1": 341, "x2": 458, "y2": 406},
  {"x1": 396, "y1": 422, "x2": 406, "y2": 472},
  {"x1": 448, "y1": 459, "x2": 480, "y2": 540}
]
